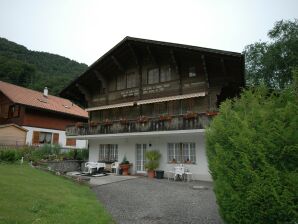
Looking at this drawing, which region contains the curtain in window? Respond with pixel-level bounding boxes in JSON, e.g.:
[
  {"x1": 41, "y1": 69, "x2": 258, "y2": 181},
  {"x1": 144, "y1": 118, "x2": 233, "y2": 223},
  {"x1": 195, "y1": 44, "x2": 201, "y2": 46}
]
[{"x1": 167, "y1": 143, "x2": 196, "y2": 164}]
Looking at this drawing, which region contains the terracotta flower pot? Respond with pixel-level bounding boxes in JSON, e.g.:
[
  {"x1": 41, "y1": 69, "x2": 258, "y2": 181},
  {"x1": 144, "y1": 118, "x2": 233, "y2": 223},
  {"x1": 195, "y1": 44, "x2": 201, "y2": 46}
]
[
  {"x1": 120, "y1": 163, "x2": 130, "y2": 175},
  {"x1": 147, "y1": 170, "x2": 155, "y2": 178}
]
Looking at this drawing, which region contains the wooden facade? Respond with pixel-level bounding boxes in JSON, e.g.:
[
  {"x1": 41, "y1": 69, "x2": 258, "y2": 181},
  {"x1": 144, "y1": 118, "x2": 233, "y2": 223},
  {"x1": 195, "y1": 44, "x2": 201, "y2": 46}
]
[{"x1": 61, "y1": 37, "x2": 244, "y2": 135}]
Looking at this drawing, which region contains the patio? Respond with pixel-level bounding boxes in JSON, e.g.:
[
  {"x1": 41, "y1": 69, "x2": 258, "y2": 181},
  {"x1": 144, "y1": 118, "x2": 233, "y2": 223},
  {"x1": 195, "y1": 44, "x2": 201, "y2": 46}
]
[{"x1": 92, "y1": 177, "x2": 223, "y2": 224}]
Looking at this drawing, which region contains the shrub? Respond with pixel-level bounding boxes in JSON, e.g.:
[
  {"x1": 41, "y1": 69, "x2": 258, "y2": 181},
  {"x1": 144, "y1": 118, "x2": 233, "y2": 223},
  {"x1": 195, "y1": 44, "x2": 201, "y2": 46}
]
[
  {"x1": 0, "y1": 150, "x2": 18, "y2": 162},
  {"x1": 206, "y1": 77, "x2": 298, "y2": 223}
]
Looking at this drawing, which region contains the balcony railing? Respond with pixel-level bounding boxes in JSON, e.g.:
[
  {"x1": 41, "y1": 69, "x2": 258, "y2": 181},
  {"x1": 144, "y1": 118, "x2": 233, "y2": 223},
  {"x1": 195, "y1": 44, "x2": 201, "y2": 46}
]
[{"x1": 66, "y1": 113, "x2": 214, "y2": 136}]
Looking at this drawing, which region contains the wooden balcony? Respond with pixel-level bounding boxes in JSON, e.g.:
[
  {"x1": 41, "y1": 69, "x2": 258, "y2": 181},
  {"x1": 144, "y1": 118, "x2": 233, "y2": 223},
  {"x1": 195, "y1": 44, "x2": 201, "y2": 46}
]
[{"x1": 66, "y1": 113, "x2": 215, "y2": 136}]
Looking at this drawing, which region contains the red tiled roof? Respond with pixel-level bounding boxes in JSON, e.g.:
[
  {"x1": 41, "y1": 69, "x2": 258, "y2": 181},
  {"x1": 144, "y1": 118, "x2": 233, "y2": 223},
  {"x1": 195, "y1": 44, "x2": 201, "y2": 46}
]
[{"x1": 0, "y1": 81, "x2": 88, "y2": 118}]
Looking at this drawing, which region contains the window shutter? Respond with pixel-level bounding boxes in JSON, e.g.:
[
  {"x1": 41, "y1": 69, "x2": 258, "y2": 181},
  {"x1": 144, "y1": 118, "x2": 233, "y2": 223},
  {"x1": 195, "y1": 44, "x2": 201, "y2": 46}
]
[
  {"x1": 66, "y1": 138, "x2": 76, "y2": 146},
  {"x1": 53, "y1": 133, "x2": 59, "y2": 144},
  {"x1": 32, "y1": 131, "x2": 40, "y2": 145}
]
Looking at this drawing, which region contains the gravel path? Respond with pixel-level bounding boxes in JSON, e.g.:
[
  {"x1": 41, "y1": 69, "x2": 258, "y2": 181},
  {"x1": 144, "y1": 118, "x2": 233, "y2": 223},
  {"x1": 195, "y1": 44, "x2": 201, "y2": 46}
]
[{"x1": 92, "y1": 177, "x2": 223, "y2": 224}]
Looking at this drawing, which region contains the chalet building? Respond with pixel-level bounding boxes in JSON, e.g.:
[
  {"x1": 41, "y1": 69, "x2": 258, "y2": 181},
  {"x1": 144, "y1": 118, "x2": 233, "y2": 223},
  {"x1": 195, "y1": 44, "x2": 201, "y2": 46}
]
[
  {"x1": 0, "y1": 81, "x2": 88, "y2": 148},
  {"x1": 61, "y1": 37, "x2": 245, "y2": 181}
]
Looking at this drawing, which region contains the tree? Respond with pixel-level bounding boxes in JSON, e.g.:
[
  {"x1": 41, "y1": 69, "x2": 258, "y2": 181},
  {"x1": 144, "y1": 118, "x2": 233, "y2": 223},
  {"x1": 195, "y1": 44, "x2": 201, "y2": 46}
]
[
  {"x1": 244, "y1": 19, "x2": 298, "y2": 89},
  {"x1": 206, "y1": 70, "x2": 298, "y2": 223}
]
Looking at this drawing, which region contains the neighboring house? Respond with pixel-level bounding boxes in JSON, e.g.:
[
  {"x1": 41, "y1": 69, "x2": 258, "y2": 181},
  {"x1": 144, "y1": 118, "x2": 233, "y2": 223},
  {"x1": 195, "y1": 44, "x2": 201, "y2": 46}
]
[
  {"x1": 60, "y1": 37, "x2": 245, "y2": 181},
  {"x1": 0, "y1": 81, "x2": 88, "y2": 148},
  {"x1": 0, "y1": 124, "x2": 27, "y2": 145}
]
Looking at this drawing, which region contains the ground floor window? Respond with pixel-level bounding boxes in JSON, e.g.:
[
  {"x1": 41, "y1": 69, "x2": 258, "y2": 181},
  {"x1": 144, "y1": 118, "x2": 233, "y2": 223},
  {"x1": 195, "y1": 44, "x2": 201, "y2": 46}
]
[
  {"x1": 167, "y1": 143, "x2": 196, "y2": 164},
  {"x1": 99, "y1": 144, "x2": 118, "y2": 162}
]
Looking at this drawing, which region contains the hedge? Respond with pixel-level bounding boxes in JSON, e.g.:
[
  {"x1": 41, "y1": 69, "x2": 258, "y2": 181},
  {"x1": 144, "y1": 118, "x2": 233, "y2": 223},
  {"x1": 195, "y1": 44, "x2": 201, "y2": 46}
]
[{"x1": 206, "y1": 77, "x2": 298, "y2": 223}]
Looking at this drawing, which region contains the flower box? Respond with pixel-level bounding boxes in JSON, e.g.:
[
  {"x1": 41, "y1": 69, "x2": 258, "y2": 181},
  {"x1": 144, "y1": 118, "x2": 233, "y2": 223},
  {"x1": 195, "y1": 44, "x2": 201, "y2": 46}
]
[
  {"x1": 183, "y1": 111, "x2": 198, "y2": 120},
  {"x1": 159, "y1": 114, "x2": 172, "y2": 122},
  {"x1": 206, "y1": 111, "x2": 218, "y2": 116},
  {"x1": 138, "y1": 116, "x2": 149, "y2": 123}
]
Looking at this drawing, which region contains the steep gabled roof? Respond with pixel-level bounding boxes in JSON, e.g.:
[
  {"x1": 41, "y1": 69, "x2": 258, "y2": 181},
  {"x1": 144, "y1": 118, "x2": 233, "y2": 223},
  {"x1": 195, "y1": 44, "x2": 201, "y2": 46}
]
[
  {"x1": 0, "y1": 81, "x2": 88, "y2": 118},
  {"x1": 60, "y1": 36, "x2": 243, "y2": 96}
]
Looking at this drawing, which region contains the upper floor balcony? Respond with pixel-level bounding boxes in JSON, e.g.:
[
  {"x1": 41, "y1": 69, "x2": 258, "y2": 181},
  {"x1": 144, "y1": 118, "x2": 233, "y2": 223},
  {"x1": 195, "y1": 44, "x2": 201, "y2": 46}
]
[{"x1": 65, "y1": 112, "x2": 217, "y2": 137}]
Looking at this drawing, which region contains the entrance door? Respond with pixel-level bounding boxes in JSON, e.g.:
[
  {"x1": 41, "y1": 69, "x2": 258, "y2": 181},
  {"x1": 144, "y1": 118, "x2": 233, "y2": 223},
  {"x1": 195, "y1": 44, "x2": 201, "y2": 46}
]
[{"x1": 136, "y1": 144, "x2": 147, "y2": 173}]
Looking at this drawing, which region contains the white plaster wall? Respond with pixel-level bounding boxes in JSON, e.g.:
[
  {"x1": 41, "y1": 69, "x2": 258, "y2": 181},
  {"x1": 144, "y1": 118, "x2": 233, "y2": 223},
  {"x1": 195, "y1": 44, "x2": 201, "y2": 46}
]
[
  {"x1": 22, "y1": 126, "x2": 88, "y2": 149},
  {"x1": 88, "y1": 132, "x2": 212, "y2": 181}
]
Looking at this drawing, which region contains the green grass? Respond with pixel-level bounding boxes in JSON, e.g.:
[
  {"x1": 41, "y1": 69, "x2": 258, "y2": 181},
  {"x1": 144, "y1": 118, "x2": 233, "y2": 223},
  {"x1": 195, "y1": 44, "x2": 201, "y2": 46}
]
[{"x1": 0, "y1": 164, "x2": 114, "y2": 224}]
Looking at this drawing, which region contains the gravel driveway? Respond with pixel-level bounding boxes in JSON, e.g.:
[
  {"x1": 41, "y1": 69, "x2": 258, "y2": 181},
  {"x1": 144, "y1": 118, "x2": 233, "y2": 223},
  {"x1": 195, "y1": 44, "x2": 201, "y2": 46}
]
[{"x1": 92, "y1": 177, "x2": 223, "y2": 224}]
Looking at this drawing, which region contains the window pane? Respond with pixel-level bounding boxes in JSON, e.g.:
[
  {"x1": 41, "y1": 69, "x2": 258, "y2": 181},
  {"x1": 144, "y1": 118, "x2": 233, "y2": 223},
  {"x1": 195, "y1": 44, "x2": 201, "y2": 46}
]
[
  {"x1": 182, "y1": 143, "x2": 189, "y2": 163},
  {"x1": 167, "y1": 143, "x2": 174, "y2": 162},
  {"x1": 160, "y1": 67, "x2": 171, "y2": 82},
  {"x1": 190, "y1": 143, "x2": 196, "y2": 163},
  {"x1": 148, "y1": 68, "x2": 159, "y2": 84}
]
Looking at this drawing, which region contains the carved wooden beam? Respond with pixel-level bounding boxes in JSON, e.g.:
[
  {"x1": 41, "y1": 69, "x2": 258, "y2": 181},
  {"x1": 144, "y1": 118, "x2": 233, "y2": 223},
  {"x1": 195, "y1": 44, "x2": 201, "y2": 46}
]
[
  {"x1": 76, "y1": 83, "x2": 91, "y2": 102},
  {"x1": 201, "y1": 55, "x2": 209, "y2": 87},
  {"x1": 111, "y1": 55, "x2": 125, "y2": 72},
  {"x1": 146, "y1": 46, "x2": 157, "y2": 65},
  {"x1": 220, "y1": 58, "x2": 227, "y2": 77},
  {"x1": 128, "y1": 43, "x2": 139, "y2": 66},
  {"x1": 170, "y1": 49, "x2": 179, "y2": 73},
  {"x1": 94, "y1": 71, "x2": 107, "y2": 88}
]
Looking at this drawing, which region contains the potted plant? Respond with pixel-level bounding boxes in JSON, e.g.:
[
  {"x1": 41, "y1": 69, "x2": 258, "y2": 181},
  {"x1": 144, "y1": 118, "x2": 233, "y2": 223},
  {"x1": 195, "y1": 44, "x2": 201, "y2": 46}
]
[
  {"x1": 144, "y1": 150, "x2": 161, "y2": 178},
  {"x1": 119, "y1": 155, "x2": 131, "y2": 175}
]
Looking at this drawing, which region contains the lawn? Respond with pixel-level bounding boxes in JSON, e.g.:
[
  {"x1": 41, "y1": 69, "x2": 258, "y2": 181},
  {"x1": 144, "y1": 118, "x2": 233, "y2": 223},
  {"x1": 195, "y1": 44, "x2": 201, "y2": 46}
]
[{"x1": 0, "y1": 164, "x2": 113, "y2": 224}]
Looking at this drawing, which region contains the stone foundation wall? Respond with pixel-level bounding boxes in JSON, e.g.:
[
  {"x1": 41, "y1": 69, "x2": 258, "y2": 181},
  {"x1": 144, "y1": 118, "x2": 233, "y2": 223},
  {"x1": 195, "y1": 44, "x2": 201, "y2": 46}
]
[{"x1": 45, "y1": 160, "x2": 84, "y2": 173}]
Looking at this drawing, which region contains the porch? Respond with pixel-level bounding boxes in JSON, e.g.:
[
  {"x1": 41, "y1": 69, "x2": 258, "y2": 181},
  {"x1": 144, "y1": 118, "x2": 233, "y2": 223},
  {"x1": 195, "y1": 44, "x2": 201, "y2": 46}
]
[{"x1": 86, "y1": 130, "x2": 211, "y2": 181}]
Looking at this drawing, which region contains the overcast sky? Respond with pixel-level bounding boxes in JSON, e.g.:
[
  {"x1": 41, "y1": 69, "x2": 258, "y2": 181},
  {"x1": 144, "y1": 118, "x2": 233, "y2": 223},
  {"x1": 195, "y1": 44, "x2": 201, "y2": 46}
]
[{"x1": 0, "y1": 0, "x2": 297, "y2": 65}]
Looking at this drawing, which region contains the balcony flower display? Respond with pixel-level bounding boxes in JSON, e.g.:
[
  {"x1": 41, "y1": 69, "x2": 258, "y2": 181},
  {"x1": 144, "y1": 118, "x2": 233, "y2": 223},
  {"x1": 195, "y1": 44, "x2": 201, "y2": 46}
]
[
  {"x1": 138, "y1": 115, "x2": 149, "y2": 123},
  {"x1": 103, "y1": 119, "x2": 112, "y2": 126},
  {"x1": 120, "y1": 118, "x2": 128, "y2": 125},
  {"x1": 206, "y1": 111, "x2": 218, "y2": 116},
  {"x1": 183, "y1": 111, "x2": 198, "y2": 120},
  {"x1": 89, "y1": 120, "x2": 99, "y2": 127},
  {"x1": 75, "y1": 122, "x2": 84, "y2": 128},
  {"x1": 159, "y1": 114, "x2": 172, "y2": 122}
]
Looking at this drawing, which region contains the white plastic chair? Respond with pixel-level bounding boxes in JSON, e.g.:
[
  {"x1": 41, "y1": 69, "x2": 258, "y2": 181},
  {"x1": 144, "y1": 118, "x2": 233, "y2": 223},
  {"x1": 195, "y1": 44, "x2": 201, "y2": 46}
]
[
  {"x1": 174, "y1": 166, "x2": 185, "y2": 181},
  {"x1": 111, "y1": 162, "x2": 120, "y2": 175}
]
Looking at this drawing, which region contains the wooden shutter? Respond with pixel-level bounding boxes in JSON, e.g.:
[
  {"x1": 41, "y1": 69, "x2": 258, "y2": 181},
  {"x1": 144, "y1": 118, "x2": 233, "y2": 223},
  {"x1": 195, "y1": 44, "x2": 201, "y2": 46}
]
[
  {"x1": 52, "y1": 133, "x2": 59, "y2": 144},
  {"x1": 66, "y1": 138, "x2": 76, "y2": 146},
  {"x1": 32, "y1": 131, "x2": 40, "y2": 145}
]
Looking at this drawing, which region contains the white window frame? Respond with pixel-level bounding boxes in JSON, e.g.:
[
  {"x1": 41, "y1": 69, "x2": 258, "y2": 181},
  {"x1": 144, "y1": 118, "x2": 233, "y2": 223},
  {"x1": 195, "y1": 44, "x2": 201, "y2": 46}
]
[
  {"x1": 99, "y1": 144, "x2": 118, "y2": 162},
  {"x1": 167, "y1": 142, "x2": 196, "y2": 164}
]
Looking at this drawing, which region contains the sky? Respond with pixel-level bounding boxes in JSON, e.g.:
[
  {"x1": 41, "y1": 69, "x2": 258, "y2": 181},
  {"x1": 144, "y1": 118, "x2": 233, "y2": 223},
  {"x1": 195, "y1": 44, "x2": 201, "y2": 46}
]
[{"x1": 0, "y1": 0, "x2": 297, "y2": 65}]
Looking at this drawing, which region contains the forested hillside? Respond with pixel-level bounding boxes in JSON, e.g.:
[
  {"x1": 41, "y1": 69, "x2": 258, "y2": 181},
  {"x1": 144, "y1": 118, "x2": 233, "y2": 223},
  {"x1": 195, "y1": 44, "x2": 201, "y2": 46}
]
[{"x1": 0, "y1": 37, "x2": 88, "y2": 95}]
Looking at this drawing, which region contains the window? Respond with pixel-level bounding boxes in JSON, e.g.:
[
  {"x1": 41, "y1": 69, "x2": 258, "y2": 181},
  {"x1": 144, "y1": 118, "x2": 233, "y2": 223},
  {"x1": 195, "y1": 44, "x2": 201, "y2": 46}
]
[
  {"x1": 39, "y1": 132, "x2": 52, "y2": 144},
  {"x1": 117, "y1": 75, "x2": 126, "y2": 90},
  {"x1": 160, "y1": 66, "x2": 171, "y2": 82},
  {"x1": 99, "y1": 144, "x2": 118, "y2": 162},
  {"x1": 167, "y1": 143, "x2": 196, "y2": 164},
  {"x1": 8, "y1": 105, "x2": 20, "y2": 118},
  {"x1": 147, "y1": 68, "x2": 159, "y2": 84},
  {"x1": 188, "y1": 66, "x2": 197, "y2": 77},
  {"x1": 126, "y1": 72, "x2": 137, "y2": 88}
]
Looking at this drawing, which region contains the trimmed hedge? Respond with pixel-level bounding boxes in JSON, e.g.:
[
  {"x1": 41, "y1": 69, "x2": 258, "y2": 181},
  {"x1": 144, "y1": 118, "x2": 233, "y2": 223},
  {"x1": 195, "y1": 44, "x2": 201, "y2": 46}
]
[{"x1": 206, "y1": 79, "x2": 298, "y2": 223}]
